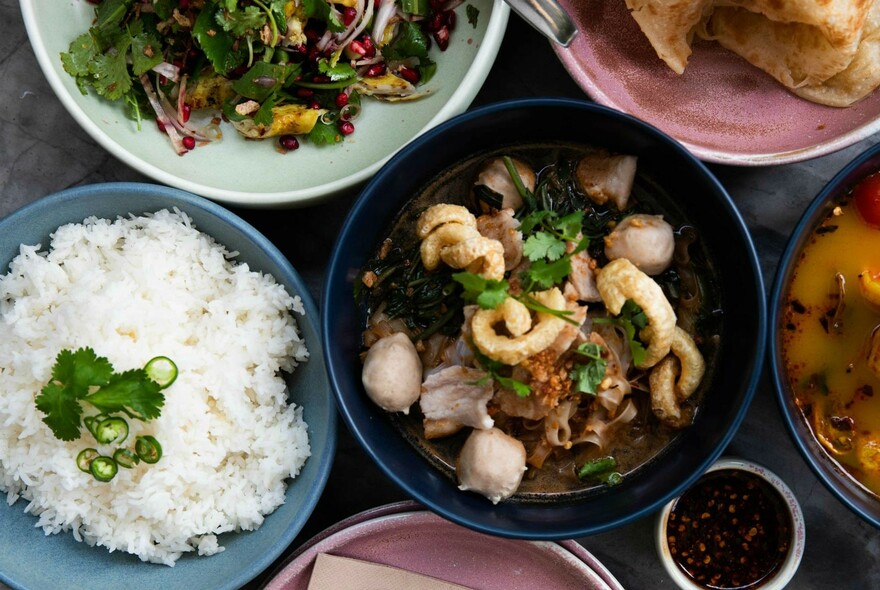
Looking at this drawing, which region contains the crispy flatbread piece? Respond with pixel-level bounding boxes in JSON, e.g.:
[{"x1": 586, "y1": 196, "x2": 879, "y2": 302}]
[
  {"x1": 625, "y1": 0, "x2": 716, "y2": 74},
  {"x1": 792, "y1": 1, "x2": 880, "y2": 106},
  {"x1": 702, "y1": 0, "x2": 872, "y2": 88},
  {"x1": 627, "y1": 0, "x2": 879, "y2": 106}
]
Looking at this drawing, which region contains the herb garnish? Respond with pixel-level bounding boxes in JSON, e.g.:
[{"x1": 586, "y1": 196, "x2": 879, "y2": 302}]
[
  {"x1": 472, "y1": 348, "x2": 531, "y2": 397},
  {"x1": 466, "y1": 4, "x2": 480, "y2": 27},
  {"x1": 452, "y1": 271, "x2": 576, "y2": 324},
  {"x1": 36, "y1": 348, "x2": 175, "y2": 482},
  {"x1": 593, "y1": 300, "x2": 649, "y2": 367},
  {"x1": 570, "y1": 342, "x2": 607, "y2": 395}
]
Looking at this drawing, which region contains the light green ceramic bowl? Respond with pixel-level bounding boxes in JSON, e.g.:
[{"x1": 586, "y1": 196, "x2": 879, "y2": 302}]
[{"x1": 20, "y1": 0, "x2": 508, "y2": 207}]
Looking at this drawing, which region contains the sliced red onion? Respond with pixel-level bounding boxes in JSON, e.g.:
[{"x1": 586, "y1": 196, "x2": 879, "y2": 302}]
[
  {"x1": 151, "y1": 61, "x2": 180, "y2": 83},
  {"x1": 441, "y1": 0, "x2": 465, "y2": 11},
  {"x1": 139, "y1": 74, "x2": 186, "y2": 155},
  {"x1": 371, "y1": 0, "x2": 397, "y2": 42},
  {"x1": 338, "y1": 0, "x2": 374, "y2": 51},
  {"x1": 176, "y1": 74, "x2": 188, "y2": 127},
  {"x1": 316, "y1": 29, "x2": 335, "y2": 52},
  {"x1": 154, "y1": 78, "x2": 213, "y2": 142}
]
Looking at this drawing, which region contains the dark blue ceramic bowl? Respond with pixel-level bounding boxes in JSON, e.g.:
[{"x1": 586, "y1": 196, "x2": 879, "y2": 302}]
[
  {"x1": 770, "y1": 143, "x2": 880, "y2": 529},
  {"x1": 323, "y1": 98, "x2": 766, "y2": 538},
  {"x1": 0, "y1": 183, "x2": 336, "y2": 590}
]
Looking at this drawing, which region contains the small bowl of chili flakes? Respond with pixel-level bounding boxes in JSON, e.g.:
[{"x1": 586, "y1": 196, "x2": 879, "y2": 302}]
[{"x1": 655, "y1": 457, "x2": 805, "y2": 590}]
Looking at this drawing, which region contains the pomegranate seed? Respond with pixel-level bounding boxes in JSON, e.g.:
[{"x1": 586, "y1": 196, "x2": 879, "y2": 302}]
[
  {"x1": 433, "y1": 27, "x2": 450, "y2": 51},
  {"x1": 156, "y1": 118, "x2": 166, "y2": 133},
  {"x1": 444, "y1": 10, "x2": 456, "y2": 29},
  {"x1": 429, "y1": 0, "x2": 443, "y2": 9},
  {"x1": 279, "y1": 135, "x2": 300, "y2": 151},
  {"x1": 179, "y1": 0, "x2": 189, "y2": 11},
  {"x1": 398, "y1": 66, "x2": 420, "y2": 84},
  {"x1": 159, "y1": 75, "x2": 168, "y2": 86},
  {"x1": 361, "y1": 35, "x2": 376, "y2": 58},
  {"x1": 426, "y1": 13, "x2": 444, "y2": 32},
  {"x1": 365, "y1": 63, "x2": 386, "y2": 77},
  {"x1": 182, "y1": 136, "x2": 196, "y2": 150},
  {"x1": 305, "y1": 29, "x2": 321, "y2": 42},
  {"x1": 296, "y1": 88, "x2": 315, "y2": 98},
  {"x1": 181, "y1": 103, "x2": 192, "y2": 123},
  {"x1": 312, "y1": 74, "x2": 331, "y2": 83},
  {"x1": 335, "y1": 92, "x2": 349, "y2": 108},
  {"x1": 85, "y1": 0, "x2": 101, "y2": 4},
  {"x1": 339, "y1": 121, "x2": 355, "y2": 135},
  {"x1": 307, "y1": 46, "x2": 320, "y2": 62},
  {"x1": 309, "y1": 99, "x2": 321, "y2": 109},
  {"x1": 342, "y1": 6, "x2": 357, "y2": 25},
  {"x1": 347, "y1": 40, "x2": 367, "y2": 57}
]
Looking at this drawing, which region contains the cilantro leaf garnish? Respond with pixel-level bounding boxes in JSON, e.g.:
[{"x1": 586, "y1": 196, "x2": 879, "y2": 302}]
[
  {"x1": 520, "y1": 257, "x2": 572, "y2": 290},
  {"x1": 309, "y1": 120, "x2": 342, "y2": 145},
  {"x1": 570, "y1": 342, "x2": 607, "y2": 395},
  {"x1": 300, "y1": 0, "x2": 345, "y2": 32},
  {"x1": 593, "y1": 300, "x2": 648, "y2": 366},
  {"x1": 35, "y1": 348, "x2": 167, "y2": 442},
  {"x1": 453, "y1": 272, "x2": 509, "y2": 309},
  {"x1": 472, "y1": 347, "x2": 531, "y2": 397},
  {"x1": 318, "y1": 58, "x2": 358, "y2": 82},
  {"x1": 523, "y1": 231, "x2": 566, "y2": 262},
  {"x1": 466, "y1": 4, "x2": 480, "y2": 27},
  {"x1": 218, "y1": 5, "x2": 266, "y2": 36}
]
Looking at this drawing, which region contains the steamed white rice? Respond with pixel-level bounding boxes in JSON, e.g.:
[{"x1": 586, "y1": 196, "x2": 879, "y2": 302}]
[{"x1": 0, "y1": 209, "x2": 310, "y2": 565}]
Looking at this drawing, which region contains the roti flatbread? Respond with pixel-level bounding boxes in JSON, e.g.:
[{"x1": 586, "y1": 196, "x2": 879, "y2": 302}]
[{"x1": 626, "y1": 0, "x2": 879, "y2": 106}]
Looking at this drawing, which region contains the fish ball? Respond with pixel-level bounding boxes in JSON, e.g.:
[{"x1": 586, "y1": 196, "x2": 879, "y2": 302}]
[
  {"x1": 361, "y1": 332, "x2": 422, "y2": 413},
  {"x1": 604, "y1": 214, "x2": 675, "y2": 275},
  {"x1": 457, "y1": 428, "x2": 527, "y2": 504}
]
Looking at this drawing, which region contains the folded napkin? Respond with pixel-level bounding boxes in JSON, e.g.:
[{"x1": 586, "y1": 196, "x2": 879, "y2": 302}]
[{"x1": 307, "y1": 553, "x2": 473, "y2": 590}]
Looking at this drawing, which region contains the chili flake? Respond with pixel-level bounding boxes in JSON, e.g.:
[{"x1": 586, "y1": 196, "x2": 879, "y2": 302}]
[{"x1": 666, "y1": 469, "x2": 792, "y2": 589}]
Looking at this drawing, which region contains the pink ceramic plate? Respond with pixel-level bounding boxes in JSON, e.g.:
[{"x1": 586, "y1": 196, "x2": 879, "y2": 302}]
[
  {"x1": 553, "y1": 0, "x2": 880, "y2": 165},
  {"x1": 263, "y1": 502, "x2": 623, "y2": 590}
]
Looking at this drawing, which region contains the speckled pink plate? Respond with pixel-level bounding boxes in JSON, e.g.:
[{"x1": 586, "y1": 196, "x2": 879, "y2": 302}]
[
  {"x1": 553, "y1": 0, "x2": 880, "y2": 165},
  {"x1": 263, "y1": 502, "x2": 623, "y2": 590}
]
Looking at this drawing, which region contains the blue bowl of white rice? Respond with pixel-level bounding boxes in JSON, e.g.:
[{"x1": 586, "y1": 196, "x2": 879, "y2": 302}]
[{"x1": 0, "y1": 183, "x2": 336, "y2": 590}]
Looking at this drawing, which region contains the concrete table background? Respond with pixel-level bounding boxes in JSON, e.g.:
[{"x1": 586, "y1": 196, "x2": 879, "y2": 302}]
[{"x1": 1, "y1": 6, "x2": 878, "y2": 589}]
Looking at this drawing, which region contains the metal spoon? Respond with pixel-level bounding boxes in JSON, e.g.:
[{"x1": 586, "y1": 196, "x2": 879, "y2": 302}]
[{"x1": 503, "y1": 0, "x2": 578, "y2": 47}]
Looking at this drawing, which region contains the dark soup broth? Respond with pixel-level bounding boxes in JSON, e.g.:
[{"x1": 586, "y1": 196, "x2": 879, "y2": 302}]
[{"x1": 358, "y1": 143, "x2": 723, "y2": 501}]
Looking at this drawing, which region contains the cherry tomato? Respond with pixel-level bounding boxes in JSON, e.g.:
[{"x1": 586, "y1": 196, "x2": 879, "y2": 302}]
[{"x1": 853, "y1": 173, "x2": 880, "y2": 228}]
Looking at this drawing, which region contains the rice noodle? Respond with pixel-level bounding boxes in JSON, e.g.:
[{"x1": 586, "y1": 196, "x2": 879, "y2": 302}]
[{"x1": 544, "y1": 400, "x2": 576, "y2": 447}]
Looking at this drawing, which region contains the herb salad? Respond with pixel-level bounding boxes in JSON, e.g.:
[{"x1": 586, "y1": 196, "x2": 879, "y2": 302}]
[{"x1": 61, "y1": 0, "x2": 477, "y2": 155}]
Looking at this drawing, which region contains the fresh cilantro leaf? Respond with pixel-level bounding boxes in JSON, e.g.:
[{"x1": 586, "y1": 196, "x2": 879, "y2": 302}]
[
  {"x1": 130, "y1": 27, "x2": 163, "y2": 76},
  {"x1": 35, "y1": 381, "x2": 85, "y2": 442},
  {"x1": 89, "y1": 34, "x2": 133, "y2": 100},
  {"x1": 621, "y1": 299, "x2": 648, "y2": 329},
  {"x1": 593, "y1": 301, "x2": 648, "y2": 366},
  {"x1": 300, "y1": 0, "x2": 345, "y2": 32},
  {"x1": 556, "y1": 211, "x2": 585, "y2": 242},
  {"x1": 497, "y1": 375, "x2": 531, "y2": 397},
  {"x1": 86, "y1": 369, "x2": 164, "y2": 420},
  {"x1": 519, "y1": 209, "x2": 553, "y2": 235},
  {"x1": 309, "y1": 119, "x2": 342, "y2": 145},
  {"x1": 218, "y1": 5, "x2": 266, "y2": 36},
  {"x1": 452, "y1": 272, "x2": 508, "y2": 310},
  {"x1": 520, "y1": 257, "x2": 571, "y2": 290},
  {"x1": 419, "y1": 57, "x2": 437, "y2": 84},
  {"x1": 35, "y1": 348, "x2": 168, "y2": 442},
  {"x1": 252, "y1": 92, "x2": 278, "y2": 126},
  {"x1": 570, "y1": 342, "x2": 607, "y2": 395},
  {"x1": 466, "y1": 4, "x2": 479, "y2": 27},
  {"x1": 383, "y1": 21, "x2": 430, "y2": 61},
  {"x1": 523, "y1": 231, "x2": 566, "y2": 262},
  {"x1": 96, "y1": 0, "x2": 134, "y2": 31},
  {"x1": 318, "y1": 58, "x2": 357, "y2": 82},
  {"x1": 61, "y1": 32, "x2": 100, "y2": 79},
  {"x1": 472, "y1": 348, "x2": 531, "y2": 397},
  {"x1": 194, "y1": 5, "x2": 245, "y2": 76}
]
